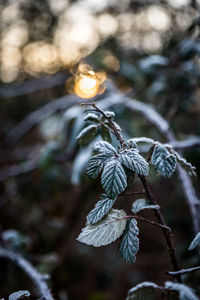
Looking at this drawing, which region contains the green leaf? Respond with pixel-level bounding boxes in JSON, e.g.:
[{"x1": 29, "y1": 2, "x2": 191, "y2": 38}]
[
  {"x1": 87, "y1": 195, "x2": 116, "y2": 224},
  {"x1": 87, "y1": 153, "x2": 111, "y2": 179},
  {"x1": 188, "y1": 232, "x2": 200, "y2": 251},
  {"x1": 76, "y1": 125, "x2": 98, "y2": 145},
  {"x1": 77, "y1": 209, "x2": 127, "y2": 247},
  {"x1": 165, "y1": 282, "x2": 199, "y2": 300},
  {"x1": 119, "y1": 219, "x2": 139, "y2": 264},
  {"x1": 93, "y1": 141, "x2": 116, "y2": 156},
  {"x1": 119, "y1": 149, "x2": 149, "y2": 176},
  {"x1": 126, "y1": 282, "x2": 160, "y2": 300},
  {"x1": 101, "y1": 159, "x2": 127, "y2": 199},
  {"x1": 132, "y1": 199, "x2": 159, "y2": 214},
  {"x1": 151, "y1": 145, "x2": 176, "y2": 178},
  {"x1": 9, "y1": 291, "x2": 30, "y2": 300}
]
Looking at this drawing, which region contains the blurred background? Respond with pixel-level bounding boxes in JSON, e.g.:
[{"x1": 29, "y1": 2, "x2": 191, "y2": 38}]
[{"x1": 0, "y1": 0, "x2": 200, "y2": 299}]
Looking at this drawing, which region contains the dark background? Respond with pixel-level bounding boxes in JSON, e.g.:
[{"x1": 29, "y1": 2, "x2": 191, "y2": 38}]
[{"x1": 0, "y1": 0, "x2": 200, "y2": 299}]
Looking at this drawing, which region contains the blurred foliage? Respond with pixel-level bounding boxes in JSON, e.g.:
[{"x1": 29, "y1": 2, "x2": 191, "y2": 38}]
[{"x1": 0, "y1": 0, "x2": 200, "y2": 299}]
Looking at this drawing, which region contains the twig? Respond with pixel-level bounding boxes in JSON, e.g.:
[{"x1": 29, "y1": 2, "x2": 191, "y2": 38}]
[
  {"x1": 133, "y1": 215, "x2": 171, "y2": 232},
  {"x1": 139, "y1": 175, "x2": 182, "y2": 283},
  {"x1": 88, "y1": 103, "x2": 182, "y2": 281},
  {"x1": 167, "y1": 266, "x2": 200, "y2": 276},
  {"x1": 82, "y1": 103, "x2": 125, "y2": 146},
  {"x1": 0, "y1": 246, "x2": 54, "y2": 300},
  {"x1": 106, "y1": 215, "x2": 171, "y2": 232}
]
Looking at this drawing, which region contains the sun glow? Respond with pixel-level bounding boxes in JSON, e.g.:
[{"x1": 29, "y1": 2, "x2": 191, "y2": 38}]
[
  {"x1": 66, "y1": 63, "x2": 107, "y2": 99},
  {"x1": 74, "y1": 74, "x2": 100, "y2": 99}
]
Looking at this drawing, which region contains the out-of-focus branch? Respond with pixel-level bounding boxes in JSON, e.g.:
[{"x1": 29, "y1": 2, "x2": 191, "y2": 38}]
[
  {"x1": 6, "y1": 94, "x2": 81, "y2": 144},
  {"x1": 0, "y1": 72, "x2": 69, "y2": 99},
  {"x1": 0, "y1": 246, "x2": 54, "y2": 300},
  {"x1": 167, "y1": 266, "x2": 200, "y2": 276},
  {"x1": 170, "y1": 137, "x2": 200, "y2": 149}
]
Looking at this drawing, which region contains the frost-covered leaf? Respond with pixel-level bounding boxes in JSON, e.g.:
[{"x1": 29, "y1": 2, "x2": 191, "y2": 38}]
[
  {"x1": 188, "y1": 232, "x2": 200, "y2": 250},
  {"x1": 87, "y1": 153, "x2": 111, "y2": 179},
  {"x1": 126, "y1": 282, "x2": 160, "y2": 300},
  {"x1": 77, "y1": 209, "x2": 127, "y2": 247},
  {"x1": 174, "y1": 151, "x2": 196, "y2": 176},
  {"x1": 9, "y1": 291, "x2": 30, "y2": 300},
  {"x1": 76, "y1": 125, "x2": 98, "y2": 145},
  {"x1": 165, "y1": 282, "x2": 199, "y2": 300},
  {"x1": 119, "y1": 149, "x2": 149, "y2": 176},
  {"x1": 84, "y1": 113, "x2": 100, "y2": 123},
  {"x1": 104, "y1": 111, "x2": 115, "y2": 118},
  {"x1": 93, "y1": 141, "x2": 116, "y2": 156},
  {"x1": 119, "y1": 219, "x2": 139, "y2": 264},
  {"x1": 128, "y1": 137, "x2": 154, "y2": 153},
  {"x1": 101, "y1": 159, "x2": 127, "y2": 199},
  {"x1": 129, "y1": 137, "x2": 154, "y2": 145},
  {"x1": 151, "y1": 145, "x2": 176, "y2": 178},
  {"x1": 87, "y1": 195, "x2": 116, "y2": 224},
  {"x1": 132, "y1": 199, "x2": 159, "y2": 214}
]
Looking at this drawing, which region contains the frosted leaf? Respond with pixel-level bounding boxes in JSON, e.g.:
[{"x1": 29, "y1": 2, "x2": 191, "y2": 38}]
[
  {"x1": 77, "y1": 209, "x2": 127, "y2": 247},
  {"x1": 101, "y1": 159, "x2": 127, "y2": 199},
  {"x1": 119, "y1": 219, "x2": 139, "y2": 264},
  {"x1": 87, "y1": 195, "x2": 116, "y2": 224},
  {"x1": 132, "y1": 199, "x2": 159, "y2": 214}
]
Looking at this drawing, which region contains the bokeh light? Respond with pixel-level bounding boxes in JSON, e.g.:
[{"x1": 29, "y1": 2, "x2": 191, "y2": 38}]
[
  {"x1": 66, "y1": 63, "x2": 107, "y2": 99},
  {"x1": 0, "y1": 0, "x2": 198, "y2": 82}
]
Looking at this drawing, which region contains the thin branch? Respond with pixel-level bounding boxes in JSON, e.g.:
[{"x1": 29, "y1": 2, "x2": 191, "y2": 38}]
[
  {"x1": 0, "y1": 246, "x2": 54, "y2": 300},
  {"x1": 0, "y1": 71, "x2": 69, "y2": 99},
  {"x1": 107, "y1": 215, "x2": 171, "y2": 232},
  {"x1": 167, "y1": 266, "x2": 200, "y2": 276},
  {"x1": 82, "y1": 103, "x2": 125, "y2": 146},
  {"x1": 170, "y1": 137, "x2": 200, "y2": 149},
  {"x1": 139, "y1": 175, "x2": 182, "y2": 283},
  {"x1": 133, "y1": 215, "x2": 171, "y2": 232},
  {"x1": 87, "y1": 103, "x2": 182, "y2": 281}
]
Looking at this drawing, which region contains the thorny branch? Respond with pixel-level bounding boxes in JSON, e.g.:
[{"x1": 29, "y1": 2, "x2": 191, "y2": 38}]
[
  {"x1": 84, "y1": 103, "x2": 182, "y2": 282},
  {"x1": 0, "y1": 246, "x2": 54, "y2": 300},
  {"x1": 139, "y1": 175, "x2": 182, "y2": 283}
]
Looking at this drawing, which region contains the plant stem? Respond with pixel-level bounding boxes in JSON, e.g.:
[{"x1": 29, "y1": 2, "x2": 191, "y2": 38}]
[
  {"x1": 167, "y1": 266, "x2": 200, "y2": 276},
  {"x1": 139, "y1": 175, "x2": 182, "y2": 283},
  {"x1": 83, "y1": 103, "x2": 182, "y2": 282},
  {"x1": 133, "y1": 215, "x2": 171, "y2": 232},
  {"x1": 82, "y1": 103, "x2": 125, "y2": 146}
]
